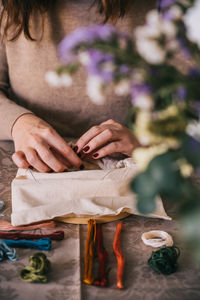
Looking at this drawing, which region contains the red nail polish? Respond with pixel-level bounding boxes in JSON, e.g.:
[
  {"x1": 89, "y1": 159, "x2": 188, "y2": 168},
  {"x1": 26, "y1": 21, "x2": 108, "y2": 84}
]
[
  {"x1": 80, "y1": 164, "x2": 85, "y2": 170},
  {"x1": 83, "y1": 146, "x2": 90, "y2": 152},
  {"x1": 73, "y1": 146, "x2": 78, "y2": 153},
  {"x1": 93, "y1": 153, "x2": 99, "y2": 158}
]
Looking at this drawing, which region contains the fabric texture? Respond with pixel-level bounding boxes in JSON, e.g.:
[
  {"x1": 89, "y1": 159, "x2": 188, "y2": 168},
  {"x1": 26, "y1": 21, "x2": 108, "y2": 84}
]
[
  {"x1": 0, "y1": 0, "x2": 157, "y2": 140},
  {"x1": 11, "y1": 158, "x2": 171, "y2": 226}
]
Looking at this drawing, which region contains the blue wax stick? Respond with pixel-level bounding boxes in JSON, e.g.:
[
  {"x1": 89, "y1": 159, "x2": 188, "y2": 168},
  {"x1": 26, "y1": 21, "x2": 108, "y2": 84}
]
[{"x1": 3, "y1": 238, "x2": 51, "y2": 251}]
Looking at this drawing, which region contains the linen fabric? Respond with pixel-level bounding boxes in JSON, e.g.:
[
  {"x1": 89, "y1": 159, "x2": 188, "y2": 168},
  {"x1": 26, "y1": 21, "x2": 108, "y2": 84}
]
[
  {"x1": 0, "y1": 0, "x2": 157, "y2": 140},
  {"x1": 11, "y1": 159, "x2": 171, "y2": 226}
]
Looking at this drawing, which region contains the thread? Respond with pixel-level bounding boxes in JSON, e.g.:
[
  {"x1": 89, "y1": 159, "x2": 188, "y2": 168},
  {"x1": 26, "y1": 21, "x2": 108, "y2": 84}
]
[
  {"x1": 0, "y1": 230, "x2": 64, "y2": 240},
  {"x1": 20, "y1": 252, "x2": 51, "y2": 283},
  {"x1": 141, "y1": 230, "x2": 173, "y2": 248},
  {"x1": 3, "y1": 238, "x2": 51, "y2": 251},
  {"x1": 0, "y1": 240, "x2": 18, "y2": 262},
  {"x1": 148, "y1": 246, "x2": 180, "y2": 275}
]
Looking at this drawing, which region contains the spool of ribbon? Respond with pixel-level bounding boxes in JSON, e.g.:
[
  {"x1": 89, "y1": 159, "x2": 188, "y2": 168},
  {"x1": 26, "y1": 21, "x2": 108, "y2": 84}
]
[
  {"x1": 20, "y1": 252, "x2": 51, "y2": 283},
  {"x1": 141, "y1": 230, "x2": 173, "y2": 248},
  {"x1": 0, "y1": 240, "x2": 18, "y2": 262},
  {"x1": 148, "y1": 246, "x2": 180, "y2": 275},
  {"x1": 3, "y1": 238, "x2": 51, "y2": 250}
]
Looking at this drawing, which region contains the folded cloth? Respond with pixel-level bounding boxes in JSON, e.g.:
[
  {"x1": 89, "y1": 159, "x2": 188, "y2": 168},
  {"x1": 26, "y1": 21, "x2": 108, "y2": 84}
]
[{"x1": 11, "y1": 158, "x2": 171, "y2": 226}]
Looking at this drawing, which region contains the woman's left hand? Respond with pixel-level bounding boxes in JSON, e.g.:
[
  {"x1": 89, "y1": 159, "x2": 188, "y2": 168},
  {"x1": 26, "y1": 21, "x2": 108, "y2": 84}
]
[{"x1": 75, "y1": 119, "x2": 140, "y2": 159}]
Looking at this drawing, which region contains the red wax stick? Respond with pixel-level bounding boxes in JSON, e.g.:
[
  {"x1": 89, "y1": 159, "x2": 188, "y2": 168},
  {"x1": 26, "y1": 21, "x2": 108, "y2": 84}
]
[
  {"x1": 93, "y1": 223, "x2": 108, "y2": 287},
  {"x1": 0, "y1": 230, "x2": 64, "y2": 240}
]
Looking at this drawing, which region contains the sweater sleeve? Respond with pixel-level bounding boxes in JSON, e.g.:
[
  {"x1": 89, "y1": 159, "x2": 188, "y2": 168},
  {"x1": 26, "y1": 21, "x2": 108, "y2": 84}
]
[{"x1": 0, "y1": 40, "x2": 33, "y2": 141}]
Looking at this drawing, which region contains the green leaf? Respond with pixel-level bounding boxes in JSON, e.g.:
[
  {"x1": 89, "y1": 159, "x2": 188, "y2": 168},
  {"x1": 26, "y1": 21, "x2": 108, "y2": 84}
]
[
  {"x1": 181, "y1": 134, "x2": 200, "y2": 167},
  {"x1": 137, "y1": 196, "x2": 156, "y2": 214},
  {"x1": 147, "y1": 151, "x2": 182, "y2": 194}
]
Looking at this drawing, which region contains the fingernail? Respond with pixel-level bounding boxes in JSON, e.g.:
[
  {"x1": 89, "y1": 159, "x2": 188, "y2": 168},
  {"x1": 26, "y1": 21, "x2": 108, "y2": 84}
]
[
  {"x1": 77, "y1": 152, "x2": 82, "y2": 158},
  {"x1": 83, "y1": 146, "x2": 90, "y2": 152},
  {"x1": 80, "y1": 164, "x2": 85, "y2": 170},
  {"x1": 93, "y1": 153, "x2": 99, "y2": 158},
  {"x1": 73, "y1": 146, "x2": 78, "y2": 153}
]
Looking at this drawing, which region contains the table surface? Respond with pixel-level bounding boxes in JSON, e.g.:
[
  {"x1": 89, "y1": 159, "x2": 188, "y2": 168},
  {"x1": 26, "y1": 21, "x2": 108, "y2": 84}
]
[{"x1": 0, "y1": 141, "x2": 200, "y2": 300}]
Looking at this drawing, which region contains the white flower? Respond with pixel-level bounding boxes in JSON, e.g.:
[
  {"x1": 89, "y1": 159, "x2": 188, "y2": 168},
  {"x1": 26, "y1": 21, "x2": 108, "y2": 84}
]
[
  {"x1": 87, "y1": 76, "x2": 105, "y2": 105},
  {"x1": 78, "y1": 52, "x2": 90, "y2": 65},
  {"x1": 136, "y1": 38, "x2": 166, "y2": 64},
  {"x1": 134, "y1": 93, "x2": 154, "y2": 111},
  {"x1": 184, "y1": 0, "x2": 200, "y2": 47},
  {"x1": 45, "y1": 71, "x2": 72, "y2": 87},
  {"x1": 186, "y1": 121, "x2": 200, "y2": 141},
  {"x1": 135, "y1": 25, "x2": 161, "y2": 40},
  {"x1": 114, "y1": 80, "x2": 131, "y2": 96},
  {"x1": 59, "y1": 74, "x2": 73, "y2": 87},
  {"x1": 168, "y1": 6, "x2": 183, "y2": 20},
  {"x1": 45, "y1": 71, "x2": 61, "y2": 87},
  {"x1": 146, "y1": 10, "x2": 161, "y2": 27},
  {"x1": 162, "y1": 21, "x2": 177, "y2": 38}
]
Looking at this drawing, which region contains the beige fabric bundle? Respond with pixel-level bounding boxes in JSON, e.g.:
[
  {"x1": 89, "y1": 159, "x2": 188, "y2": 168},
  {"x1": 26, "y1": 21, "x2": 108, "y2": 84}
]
[{"x1": 11, "y1": 158, "x2": 171, "y2": 226}]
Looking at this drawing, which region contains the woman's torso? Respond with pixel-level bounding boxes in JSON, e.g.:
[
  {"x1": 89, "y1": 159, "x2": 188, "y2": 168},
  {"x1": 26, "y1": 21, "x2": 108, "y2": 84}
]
[{"x1": 5, "y1": 0, "x2": 156, "y2": 138}]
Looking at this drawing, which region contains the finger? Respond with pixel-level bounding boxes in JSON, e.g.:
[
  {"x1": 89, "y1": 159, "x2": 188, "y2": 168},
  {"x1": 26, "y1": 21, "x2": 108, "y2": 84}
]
[
  {"x1": 41, "y1": 128, "x2": 83, "y2": 169},
  {"x1": 50, "y1": 148, "x2": 72, "y2": 169},
  {"x1": 12, "y1": 151, "x2": 30, "y2": 169},
  {"x1": 35, "y1": 143, "x2": 68, "y2": 173},
  {"x1": 92, "y1": 141, "x2": 121, "y2": 159},
  {"x1": 81, "y1": 128, "x2": 118, "y2": 154},
  {"x1": 25, "y1": 147, "x2": 51, "y2": 173},
  {"x1": 75, "y1": 125, "x2": 103, "y2": 153}
]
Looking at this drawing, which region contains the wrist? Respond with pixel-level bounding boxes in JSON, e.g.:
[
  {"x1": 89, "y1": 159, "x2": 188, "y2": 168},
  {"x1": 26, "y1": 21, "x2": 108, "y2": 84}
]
[{"x1": 11, "y1": 113, "x2": 36, "y2": 140}]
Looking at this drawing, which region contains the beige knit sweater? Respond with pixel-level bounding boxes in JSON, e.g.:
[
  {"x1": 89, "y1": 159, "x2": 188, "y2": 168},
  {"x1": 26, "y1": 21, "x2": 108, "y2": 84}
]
[{"x1": 0, "y1": 0, "x2": 156, "y2": 140}]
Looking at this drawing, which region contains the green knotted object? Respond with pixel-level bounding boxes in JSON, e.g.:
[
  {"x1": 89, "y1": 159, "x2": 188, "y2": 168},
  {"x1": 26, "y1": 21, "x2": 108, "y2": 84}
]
[
  {"x1": 148, "y1": 246, "x2": 180, "y2": 275},
  {"x1": 20, "y1": 252, "x2": 51, "y2": 283}
]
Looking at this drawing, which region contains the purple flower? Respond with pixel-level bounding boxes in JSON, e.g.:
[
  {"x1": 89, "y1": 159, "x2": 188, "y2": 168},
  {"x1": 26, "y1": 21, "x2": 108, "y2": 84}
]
[
  {"x1": 58, "y1": 25, "x2": 117, "y2": 63},
  {"x1": 87, "y1": 49, "x2": 115, "y2": 82},
  {"x1": 177, "y1": 86, "x2": 187, "y2": 100},
  {"x1": 131, "y1": 84, "x2": 151, "y2": 104},
  {"x1": 188, "y1": 68, "x2": 200, "y2": 77},
  {"x1": 119, "y1": 65, "x2": 130, "y2": 75},
  {"x1": 158, "y1": 0, "x2": 176, "y2": 10}
]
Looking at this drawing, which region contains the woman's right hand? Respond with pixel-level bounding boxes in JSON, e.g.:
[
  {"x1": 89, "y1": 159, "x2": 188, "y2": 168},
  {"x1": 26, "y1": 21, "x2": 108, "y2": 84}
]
[{"x1": 11, "y1": 114, "x2": 83, "y2": 172}]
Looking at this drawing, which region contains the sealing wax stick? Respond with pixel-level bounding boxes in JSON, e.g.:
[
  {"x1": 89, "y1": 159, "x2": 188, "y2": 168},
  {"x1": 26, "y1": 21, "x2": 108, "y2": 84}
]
[
  {"x1": 113, "y1": 222, "x2": 125, "y2": 289},
  {"x1": 0, "y1": 230, "x2": 64, "y2": 240},
  {"x1": 84, "y1": 219, "x2": 96, "y2": 285},
  {"x1": 93, "y1": 223, "x2": 108, "y2": 287},
  {"x1": 3, "y1": 238, "x2": 51, "y2": 251},
  {"x1": 0, "y1": 220, "x2": 56, "y2": 231}
]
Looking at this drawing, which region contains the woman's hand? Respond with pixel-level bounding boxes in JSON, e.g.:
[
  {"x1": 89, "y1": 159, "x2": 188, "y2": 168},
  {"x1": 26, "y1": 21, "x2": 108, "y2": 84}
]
[
  {"x1": 75, "y1": 119, "x2": 140, "y2": 159},
  {"x1": 12, "y1": 114, "x2": 83, "y2": 172}
]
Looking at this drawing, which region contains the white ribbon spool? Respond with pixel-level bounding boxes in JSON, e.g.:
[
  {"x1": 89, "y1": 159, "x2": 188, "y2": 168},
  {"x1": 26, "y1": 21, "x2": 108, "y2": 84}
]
[{"x1": 141, "y1": 230, "x2": 173, "y2": 248}]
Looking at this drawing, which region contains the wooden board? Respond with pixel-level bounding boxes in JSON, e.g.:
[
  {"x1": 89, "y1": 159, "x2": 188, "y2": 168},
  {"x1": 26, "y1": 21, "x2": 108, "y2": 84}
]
[{"x1": 54, "y1": 212, "x2": 130, "y2": 224}]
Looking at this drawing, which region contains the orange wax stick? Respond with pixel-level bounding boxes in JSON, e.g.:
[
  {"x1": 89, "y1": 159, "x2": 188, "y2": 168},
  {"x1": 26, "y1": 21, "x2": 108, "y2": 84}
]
[{"x1": 83, "y1": 219, "x2": 96, "y2": 285}]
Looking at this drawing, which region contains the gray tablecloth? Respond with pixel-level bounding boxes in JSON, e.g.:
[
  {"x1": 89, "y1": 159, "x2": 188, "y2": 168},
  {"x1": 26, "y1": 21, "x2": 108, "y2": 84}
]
[{"x1": 0, "y1": 141, "x2": 199, "y2": 300}]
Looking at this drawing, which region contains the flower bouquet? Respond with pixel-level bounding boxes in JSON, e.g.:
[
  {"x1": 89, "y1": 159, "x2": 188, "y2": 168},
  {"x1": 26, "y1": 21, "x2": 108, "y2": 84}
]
[{"x1": 46, "y1": 0, "x2": 200, "y2": 260}]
